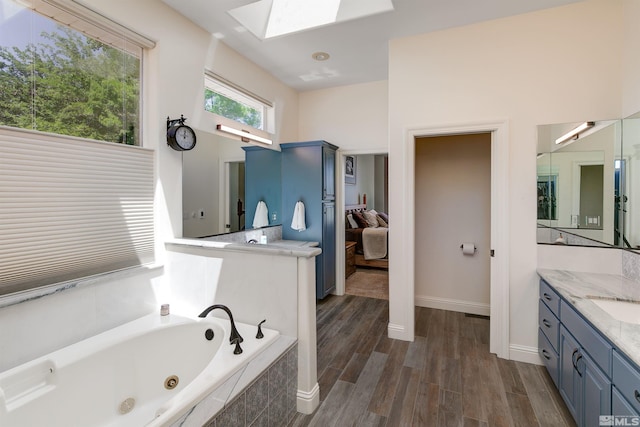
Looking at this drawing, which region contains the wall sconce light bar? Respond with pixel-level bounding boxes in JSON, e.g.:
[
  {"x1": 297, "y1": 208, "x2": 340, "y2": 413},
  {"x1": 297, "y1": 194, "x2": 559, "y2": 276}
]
[
  {"x1": 555, "y1": 121, "x2": 595, "y2": 144},
  {"x1": 216, "y1": 124, "x2": 273, "y2": 145}
]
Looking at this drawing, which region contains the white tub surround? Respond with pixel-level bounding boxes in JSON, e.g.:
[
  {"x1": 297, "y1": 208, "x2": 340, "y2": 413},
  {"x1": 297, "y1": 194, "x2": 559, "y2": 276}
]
[
  {"x1": 164, "y1": 239, "x2": 321, "y2": 415},
  {"x1": 537, "y1": 268, "x2": 640, "y2": 367},
  {"x1": 0, "y1": 265, "x2": 165, "y2": 374},
  {"x1": 0, "y1": 312, "x2": 279, "y2": 427}
]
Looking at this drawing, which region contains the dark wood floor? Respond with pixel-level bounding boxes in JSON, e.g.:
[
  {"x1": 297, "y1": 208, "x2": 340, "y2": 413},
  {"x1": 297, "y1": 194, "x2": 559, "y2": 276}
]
[{"x1": 288, "y1": 294, "x2": 575, "y2": 427}]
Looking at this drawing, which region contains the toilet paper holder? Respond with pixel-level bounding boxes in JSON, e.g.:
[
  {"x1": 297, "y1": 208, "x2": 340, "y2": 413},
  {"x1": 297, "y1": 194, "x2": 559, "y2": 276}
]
[{"x1": 460, "y1": 243, "x2": 477, "y2": 254}]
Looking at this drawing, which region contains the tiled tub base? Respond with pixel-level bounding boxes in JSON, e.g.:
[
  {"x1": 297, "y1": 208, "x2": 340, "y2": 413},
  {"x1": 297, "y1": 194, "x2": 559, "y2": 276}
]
[{"x1": 204, "y1": 343, "x2": 298, "y2": 427}]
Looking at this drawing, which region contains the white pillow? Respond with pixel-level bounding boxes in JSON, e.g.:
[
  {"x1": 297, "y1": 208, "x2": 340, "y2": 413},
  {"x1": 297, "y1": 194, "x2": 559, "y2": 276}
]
[
  {"x1": 347, "y1": 214, "x2": 358, "y2": 229},
  {"x1": 363, "y1": 210, "x2": 379, "y2": 228}
]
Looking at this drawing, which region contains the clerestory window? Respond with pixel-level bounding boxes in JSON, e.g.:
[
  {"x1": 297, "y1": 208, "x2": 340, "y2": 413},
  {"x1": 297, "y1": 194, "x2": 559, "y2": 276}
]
[{"x1": 204, "y1": 72, "x2": 273, "y2": 133}]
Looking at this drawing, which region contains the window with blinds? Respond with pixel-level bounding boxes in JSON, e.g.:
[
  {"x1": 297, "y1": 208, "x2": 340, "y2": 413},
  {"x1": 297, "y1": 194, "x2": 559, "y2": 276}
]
[
  {"x1": 0, "y1": 0, "x2": 156, "y2": 297},
  {"x1": 0, "y1": 128, "x2": 155, "y2": 296}
]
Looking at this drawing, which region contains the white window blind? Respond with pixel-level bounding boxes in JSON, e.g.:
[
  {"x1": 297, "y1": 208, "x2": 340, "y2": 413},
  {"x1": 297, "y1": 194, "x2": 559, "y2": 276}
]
[
  {"x1": 0, "y1": 128, "x2": 155, "y2": 296},
  {"x1": 21, "y1": 0, "x2": 156, "y2": 55}
]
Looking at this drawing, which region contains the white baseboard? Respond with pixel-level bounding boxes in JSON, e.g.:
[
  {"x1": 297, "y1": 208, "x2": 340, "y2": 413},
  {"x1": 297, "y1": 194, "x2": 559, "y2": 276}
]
[
  {"x1": 387, "y1": 322, "x2": 408, "y2": 341},
  {"x1": 297, "y1": 383, "x2": 320, "y2": 414},
  {"x1": 509, "y1": 344, "x2": 542, "y2": 365},
  {"x1": 415, "y1": 295, "x2": 490, "y2": 316}
]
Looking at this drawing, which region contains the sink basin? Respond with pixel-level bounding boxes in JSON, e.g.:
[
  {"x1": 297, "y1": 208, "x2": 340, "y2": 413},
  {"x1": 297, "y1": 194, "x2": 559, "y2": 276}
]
[{"x1": 589, "y1": 298, "x2": 640, "y2": 324}]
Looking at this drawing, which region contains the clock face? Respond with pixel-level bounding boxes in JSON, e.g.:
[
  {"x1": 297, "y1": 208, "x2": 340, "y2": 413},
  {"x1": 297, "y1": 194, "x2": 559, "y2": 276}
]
[
  {"x1": 175, "y1": 126, "x2": 195, "y2": 149},
  {"x1": 167, "y1": 124, "x2": 196, "y2": 151}
]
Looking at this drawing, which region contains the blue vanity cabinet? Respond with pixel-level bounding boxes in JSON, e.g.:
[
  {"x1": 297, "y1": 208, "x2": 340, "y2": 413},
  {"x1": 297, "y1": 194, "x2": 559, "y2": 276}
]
[
  {"x1": 281, "y1": 141, "x2": 338, "y2": 299},
  {"x1": 243, "y1": 146, "x2": 282, "y2": 229},
  {"x1": 539, "y1": 280, "x2": 613, "y2": 427}
]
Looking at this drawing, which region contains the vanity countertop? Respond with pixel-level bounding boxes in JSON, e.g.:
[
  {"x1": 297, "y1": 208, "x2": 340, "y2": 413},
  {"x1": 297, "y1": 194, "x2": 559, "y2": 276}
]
[
  {"x1": 537, "y1": 268, "x2": 640, "y2": 367},
  {"x1": 166, "y1": 238, "x2": 321, "y2": 258}
]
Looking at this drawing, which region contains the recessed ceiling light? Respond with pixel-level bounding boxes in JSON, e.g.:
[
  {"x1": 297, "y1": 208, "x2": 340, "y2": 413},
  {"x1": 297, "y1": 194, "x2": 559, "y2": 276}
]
[{"x1": 312, "y1": 52, "x2": 330, "y2": 61}]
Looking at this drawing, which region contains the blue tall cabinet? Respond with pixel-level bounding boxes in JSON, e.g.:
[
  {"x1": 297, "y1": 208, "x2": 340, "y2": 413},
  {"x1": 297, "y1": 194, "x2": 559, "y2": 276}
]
[
  {"x1": 243, "y1": 141, "x2": 338, "y2": 299},
  {"x1": 281, "y1": 141, "x2": 337, "y2": 299}
]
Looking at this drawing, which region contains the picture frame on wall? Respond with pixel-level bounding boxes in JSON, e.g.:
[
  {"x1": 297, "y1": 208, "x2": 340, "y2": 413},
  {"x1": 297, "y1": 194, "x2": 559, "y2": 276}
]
[{"x1": 345, "y1": 155, "x2": 356, "y2": 184}]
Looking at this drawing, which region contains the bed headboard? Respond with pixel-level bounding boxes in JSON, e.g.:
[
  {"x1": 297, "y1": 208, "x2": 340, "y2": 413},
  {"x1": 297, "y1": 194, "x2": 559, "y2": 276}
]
[{"x1": 345, "y1": 204, "x2": 367, "y2": 214}]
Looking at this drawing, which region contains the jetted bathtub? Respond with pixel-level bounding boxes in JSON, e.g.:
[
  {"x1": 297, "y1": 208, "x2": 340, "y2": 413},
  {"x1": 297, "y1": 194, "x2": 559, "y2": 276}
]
[{"x1": 0, "y1": 311, "x2": 279, "y2": 426}]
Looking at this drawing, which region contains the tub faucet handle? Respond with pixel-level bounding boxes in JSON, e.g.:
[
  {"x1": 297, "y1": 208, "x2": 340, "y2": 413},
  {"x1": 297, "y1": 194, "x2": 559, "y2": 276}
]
[
  {"x1": 256, "y1": 319, "x2": 266, "y2": 339},
  {"x1": 231, "y1": 337, "x2": 243, "y2": 355}
]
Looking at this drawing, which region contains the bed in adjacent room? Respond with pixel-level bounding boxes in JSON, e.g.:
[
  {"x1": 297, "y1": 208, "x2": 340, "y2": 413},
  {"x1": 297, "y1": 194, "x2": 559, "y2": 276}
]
[{"x1": 345, "y1": 204, "x2": 389, "y2": 270}]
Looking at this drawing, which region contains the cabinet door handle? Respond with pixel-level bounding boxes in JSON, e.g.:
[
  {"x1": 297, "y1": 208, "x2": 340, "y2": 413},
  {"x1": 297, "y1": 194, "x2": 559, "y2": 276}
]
[
  {"x1": 541, "y1": 349, "x2": 551, "y2": 360},
  {"x1": 542, "y1": 319, "x2": 551, "y2": 328},
  {"x1": 575, "y1": 354, "x2": 584, "y2": 377},
  {"x1": 571, "y1": 348, "x2": 579, "y2": 370},
  {"x1": 543, "y1": 293, "x2": 553, "y2": 301},
  {"x1": 635, "y1": 390, "x2": 640, "y2": 404}
]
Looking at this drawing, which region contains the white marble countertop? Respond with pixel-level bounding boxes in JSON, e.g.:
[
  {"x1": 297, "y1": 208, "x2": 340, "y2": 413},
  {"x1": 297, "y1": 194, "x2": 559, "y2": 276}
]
[
  {"x1": 537, "y1": 268, "x2": 640, "y2": 368},
  {"x1": 166, "y1": 238, "x2": 321, "y2": 258}
]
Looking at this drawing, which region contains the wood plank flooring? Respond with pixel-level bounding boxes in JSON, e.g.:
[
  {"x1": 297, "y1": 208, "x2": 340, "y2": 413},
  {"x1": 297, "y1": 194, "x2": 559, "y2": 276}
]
[{"x1": 288, "y1": 294, "x2": 575, "y2": 427}]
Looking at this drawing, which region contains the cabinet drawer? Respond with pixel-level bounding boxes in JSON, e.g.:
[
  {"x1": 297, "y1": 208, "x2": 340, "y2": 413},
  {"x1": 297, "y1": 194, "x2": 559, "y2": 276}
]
[
  {"x1": 540, "y1": 280, "x2": 560, "y2": 317},
  {"x1": 613, "y1": 385, "x2": 640, "y2": 416},
  {"x1": 538, "y1": 328, "x2": 559, "y2": 388},
  {"x1": 613, "y1": 351, "x2": 640, "y2": 414},
  {"x1": 539, "y1": 299, "x2": 559, "y2": 352},
  {"x1": 560, "y1": 301, "x2": 612, "y2": 377}
]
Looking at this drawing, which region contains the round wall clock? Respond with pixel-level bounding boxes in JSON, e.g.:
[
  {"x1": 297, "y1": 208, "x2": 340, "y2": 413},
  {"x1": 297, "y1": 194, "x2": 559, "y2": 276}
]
[{"x1": 167, "y1": 115, "x2": 196, "y2": 151}]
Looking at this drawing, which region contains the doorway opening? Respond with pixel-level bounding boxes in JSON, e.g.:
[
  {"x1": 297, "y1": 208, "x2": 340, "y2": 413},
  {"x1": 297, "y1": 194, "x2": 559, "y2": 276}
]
[
  {"x1": 395, "y1": 120, "x2": 509, "y2": 359},
  {"x1": 221, "y1": 159, "x2": 245, "y2": 233},
  {"x1": 414, "y1": 133, "x2": 491, "y2": 315},
  {"x1": 336, "y1": 151, "x2": 389, "y2": 299}
]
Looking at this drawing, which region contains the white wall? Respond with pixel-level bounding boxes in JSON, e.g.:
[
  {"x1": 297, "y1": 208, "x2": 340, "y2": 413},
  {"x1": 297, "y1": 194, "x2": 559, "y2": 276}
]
[
  {"x1": 415, "y1": 134, "x2": 491, "y2": 315},
  {"x1": 388, "y1": 0, "x2": 626, "y2": 354}
]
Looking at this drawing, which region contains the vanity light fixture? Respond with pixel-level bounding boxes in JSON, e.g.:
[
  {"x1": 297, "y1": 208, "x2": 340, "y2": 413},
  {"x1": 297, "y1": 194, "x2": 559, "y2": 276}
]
[
  {"x1": 555, "y1": 121, "x2": 595, "y2": 144},
  {"x1": 216, "y1": 124, "x2": 273, "y2": 145}
]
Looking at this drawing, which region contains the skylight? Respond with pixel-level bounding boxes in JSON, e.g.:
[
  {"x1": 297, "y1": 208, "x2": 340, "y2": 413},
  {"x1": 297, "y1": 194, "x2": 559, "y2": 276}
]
[{"x1": 228, "y1": 0, "x2": 394, "y2": 40}]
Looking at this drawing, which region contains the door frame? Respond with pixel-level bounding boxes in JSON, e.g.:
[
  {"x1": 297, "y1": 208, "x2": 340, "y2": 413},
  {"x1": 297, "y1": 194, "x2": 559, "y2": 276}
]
[{"x1": 401, "y1": 120, "x2": 510, "y2": 358}]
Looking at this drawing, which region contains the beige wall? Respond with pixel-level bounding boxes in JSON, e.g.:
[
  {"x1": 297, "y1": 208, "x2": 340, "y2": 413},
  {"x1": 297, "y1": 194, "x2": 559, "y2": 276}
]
[
  {"x1": 299, "y1": 80, "x2": 388, "y2": 151},
  {"x1": 389, "y1": 0, "x2": 629, "y2": 356},
  {"x1": 415, "y1": 134, "x2": 491, "y2": 314}
]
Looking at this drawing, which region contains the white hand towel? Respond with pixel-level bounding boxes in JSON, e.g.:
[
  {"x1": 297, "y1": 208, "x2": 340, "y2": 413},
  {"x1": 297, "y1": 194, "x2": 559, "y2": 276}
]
[
  {"x1": 291, "y1": 201, "x2": 306, "y2": 232},
  {"x1": 253, "y1": 201, "x2": 269, "y2": 228}
]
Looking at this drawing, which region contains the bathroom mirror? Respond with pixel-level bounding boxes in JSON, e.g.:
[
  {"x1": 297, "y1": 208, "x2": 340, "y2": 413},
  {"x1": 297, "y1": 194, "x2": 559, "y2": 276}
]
[
  {"x1": 537, "y1": 119, "x2": 621, "y2": 247},
  {"x1": 621, "y1": 111, "x2": 640, "y2": 249},
  {"x1": 182, "y1": 131, "x2": 246, "y2": 238}
]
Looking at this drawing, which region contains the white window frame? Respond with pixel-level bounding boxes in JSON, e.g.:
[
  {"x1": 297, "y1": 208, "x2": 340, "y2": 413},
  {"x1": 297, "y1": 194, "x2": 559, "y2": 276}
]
[{"x1": 204, "y1": 71, "x2": 274, "y2": 133}]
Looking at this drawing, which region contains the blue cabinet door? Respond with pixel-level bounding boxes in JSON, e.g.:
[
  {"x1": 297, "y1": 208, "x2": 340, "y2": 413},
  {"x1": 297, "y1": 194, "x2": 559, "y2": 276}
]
[
  {"x1": 581, "y1": 351, "x2": 611, "y2": 427},
  {"x1": 323, "y1": 146, "x2": 335, "y2": 201},
  {"x1": 559, "y1": 325, "x2": 581, "y2": 423},
  {"x1": 318, "y1": 202, "x2": 336, "y2": 298}
]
